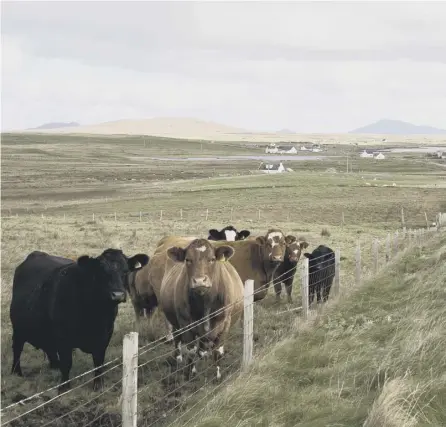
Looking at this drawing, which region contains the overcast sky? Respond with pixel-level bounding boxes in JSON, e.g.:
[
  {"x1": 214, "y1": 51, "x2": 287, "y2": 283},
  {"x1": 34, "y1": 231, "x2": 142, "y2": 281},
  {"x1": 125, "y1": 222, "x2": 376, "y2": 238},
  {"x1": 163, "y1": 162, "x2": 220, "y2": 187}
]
[{"x1": 2, "y1": 1, "x2": 446, "y2": 133}]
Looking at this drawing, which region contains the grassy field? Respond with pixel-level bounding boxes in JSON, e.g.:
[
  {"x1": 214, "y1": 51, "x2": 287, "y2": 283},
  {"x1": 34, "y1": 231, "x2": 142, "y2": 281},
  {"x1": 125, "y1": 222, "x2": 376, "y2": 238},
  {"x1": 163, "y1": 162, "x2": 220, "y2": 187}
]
[
  {"x1": 1, "y1": 132, "x2": 445, "y2": 426},
  {"x1": 180, "y1": 232, "x2": 446, "y2": 427}
]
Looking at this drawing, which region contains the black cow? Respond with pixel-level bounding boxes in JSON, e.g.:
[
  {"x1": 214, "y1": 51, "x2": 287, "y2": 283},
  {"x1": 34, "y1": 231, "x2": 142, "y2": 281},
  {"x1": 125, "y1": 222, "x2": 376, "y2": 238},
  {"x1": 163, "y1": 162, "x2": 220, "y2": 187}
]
[
  {"x1": 303, "y1": 245, "x2": 335, "y2": 305},
  {"x1": 10, "y1": 249, "x2": 149, "y2": 393},
  {"x1": 208, "y1": 226, "x2": 250, "y2": 242}
]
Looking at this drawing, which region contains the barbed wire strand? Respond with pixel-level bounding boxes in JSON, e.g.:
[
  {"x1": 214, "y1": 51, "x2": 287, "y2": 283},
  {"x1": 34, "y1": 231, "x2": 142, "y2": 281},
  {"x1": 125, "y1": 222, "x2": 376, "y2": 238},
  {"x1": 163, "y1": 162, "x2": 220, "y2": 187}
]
[{"x1": 1, "y1": 358, "x2": 123, "y2": 413}]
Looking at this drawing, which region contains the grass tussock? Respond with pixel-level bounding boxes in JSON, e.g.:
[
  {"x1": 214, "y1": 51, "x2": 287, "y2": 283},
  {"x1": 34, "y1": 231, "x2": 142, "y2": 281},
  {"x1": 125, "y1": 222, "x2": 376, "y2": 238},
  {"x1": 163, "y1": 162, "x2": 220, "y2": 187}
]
[
  {"x1": 321, "y1": 227, "x2": 331, "y2": 237},
  {"x1": 176, "y1": 234, "x2": 446, "y2": 427}
]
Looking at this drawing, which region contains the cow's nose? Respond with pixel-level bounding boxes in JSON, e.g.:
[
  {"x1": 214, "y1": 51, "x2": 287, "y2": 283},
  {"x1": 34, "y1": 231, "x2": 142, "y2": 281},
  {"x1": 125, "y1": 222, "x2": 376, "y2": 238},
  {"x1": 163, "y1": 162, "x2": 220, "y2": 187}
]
[
  {"x1": 191, "y1": 276, "x2": 211, "y2": 288},
  {"x1": 272, "y1": 255, "x2": 283, "y2": 262},
  {"x1": 110, "y1": 291, "x2": 126, "y2": 302}
]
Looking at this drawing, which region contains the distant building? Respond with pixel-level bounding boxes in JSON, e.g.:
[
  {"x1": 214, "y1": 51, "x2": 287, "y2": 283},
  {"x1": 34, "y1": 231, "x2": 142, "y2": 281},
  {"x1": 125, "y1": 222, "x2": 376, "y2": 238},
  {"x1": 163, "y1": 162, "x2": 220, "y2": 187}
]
[
  {"x1": 300, "y1": 145, "x2": 308, "y2": 151},
  {"x1": 374, "y1": 152, "x2": 386, "y2": 160},
  {"x1": 265, "y1": 144, "x2": 279, "y2": 154},
  {"x1": 360, "y1": 150, "x2": 374, "y2": 158},
  {"x1": 259, "y1": 162, "x2": 286, "y2": 173}
]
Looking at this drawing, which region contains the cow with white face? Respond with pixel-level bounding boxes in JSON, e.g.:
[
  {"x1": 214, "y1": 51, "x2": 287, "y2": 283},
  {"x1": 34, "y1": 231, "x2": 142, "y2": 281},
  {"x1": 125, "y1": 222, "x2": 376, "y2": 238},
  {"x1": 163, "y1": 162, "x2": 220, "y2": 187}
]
[{"x1": 208, "y1": 226, "x2": 251, "y2": 242}]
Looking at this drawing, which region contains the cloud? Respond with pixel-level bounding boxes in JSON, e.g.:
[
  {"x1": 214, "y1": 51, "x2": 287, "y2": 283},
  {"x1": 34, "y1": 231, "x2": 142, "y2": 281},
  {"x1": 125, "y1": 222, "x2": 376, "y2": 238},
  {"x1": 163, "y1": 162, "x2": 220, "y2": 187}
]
[{"x1": 1, "y1": 1, "x2": 446, "y2": 132}]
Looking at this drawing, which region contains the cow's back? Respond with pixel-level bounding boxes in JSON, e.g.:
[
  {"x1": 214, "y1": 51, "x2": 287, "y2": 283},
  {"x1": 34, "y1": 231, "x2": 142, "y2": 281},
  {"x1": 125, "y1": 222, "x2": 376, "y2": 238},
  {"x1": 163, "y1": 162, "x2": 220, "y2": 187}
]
[{"x1": 10, "y1": 251, "x2": 74, "y2": 343}]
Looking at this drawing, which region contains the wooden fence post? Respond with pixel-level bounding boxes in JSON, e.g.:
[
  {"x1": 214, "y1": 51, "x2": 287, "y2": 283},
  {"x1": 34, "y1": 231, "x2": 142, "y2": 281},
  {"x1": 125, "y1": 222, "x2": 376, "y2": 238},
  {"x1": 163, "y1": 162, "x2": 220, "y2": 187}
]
[
  {"x1": 334, "y1": 248, "x2": 341, "y2": 297},
  {"x1": 385, "y1": 233, "x2": 390, "y2": 262},
  {"x1": 424, "y1": 212, "x2": 429, "y2": 229},
  {"x1": 230, "y1": 207, "x2": 233, "y2": 222},
  {"x1": 92, "y1": 213, "x2": 95, "y2": 222},
  {"x1": 242, "y1": 279, "x2": 254, "y2": 372},
  {"x1": 258, "y1": 209, "x2": 261, "y2": 221},
  {"x1": 122, "y1": 332, "x2": 138, "y2": 427},
  {"x1": 373, "y1": 239, "x2": 379, "y2": 274},
  {"x1": 401, "y1": 207, "x2": 405, "y2": 229},
  {"x1": 160, "y1": 210, "x2": 163, "y2": 221},
  {"x1": 341, "y1": 211, "x2": 345, "y2": 227},
  {"x1": 301, "y1": 258, "x2": 309, "y2": 320},
  {"x1": 355, "y1": 242, "x2": 361, "y2": 286},
  {"x1": 180, "y1": 209, "x2": 183, "y2": 220},
  {"x1": 205, "y1": 208, "x2": 209, "y2": 221}
]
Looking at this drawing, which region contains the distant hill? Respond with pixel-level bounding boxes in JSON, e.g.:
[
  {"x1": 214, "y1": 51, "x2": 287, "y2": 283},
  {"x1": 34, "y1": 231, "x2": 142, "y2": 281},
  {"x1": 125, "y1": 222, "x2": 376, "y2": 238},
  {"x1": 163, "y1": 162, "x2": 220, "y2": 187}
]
[
  {"x1": 29, "y1": 122, "x2": 80, "y2": 130},
  {"x1": 350, "y1": 119, "x2": 446, "y2": 135},
  {"x1": 276, "y1": 128, "x2": 295, "y2": 134}
]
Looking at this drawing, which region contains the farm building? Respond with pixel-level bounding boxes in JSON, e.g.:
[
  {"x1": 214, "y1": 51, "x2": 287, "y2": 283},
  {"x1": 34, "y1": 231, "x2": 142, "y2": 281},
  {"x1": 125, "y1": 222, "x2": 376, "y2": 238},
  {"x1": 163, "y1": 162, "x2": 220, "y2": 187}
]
[
  {"x1": 374, "y1": 152, "x2": 386, "y2": 160},
  {"x1": 277, "y1": 146, "x2": 297, "y2": 154},
  {"x1": 359, "y1": 150, "x2": 374, "y2": 158},
  {"x1": 265, "y1": 144, "x2": 297, "y2": 154},
  {"x1": 300, "y1": 145, "x2": 308, "y2": 151},
  {"x1": 265, "y1": 144, "x2": 279, "y2": 154},
  {"x1": 259, "y1": 162, "x2": 286, "y2": 174}
]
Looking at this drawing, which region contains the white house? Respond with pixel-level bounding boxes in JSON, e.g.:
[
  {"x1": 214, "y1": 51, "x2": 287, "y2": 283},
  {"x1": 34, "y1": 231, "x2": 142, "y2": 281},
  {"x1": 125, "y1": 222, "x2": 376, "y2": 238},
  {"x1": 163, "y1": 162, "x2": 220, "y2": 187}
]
[
  {"x1": 265, "y1": 145, "x2": 279, "y2": 154},
  {"x1": 276, "y1": 145, "x2": 297, "y2": 154},
  {"x1": 374, "y1": 152, "x2": 386, "y2": 160},
  {"x1": 360, "y1": 150, "x2": 374, "y2": 158},
  {"x1": 259, "y1": 162, "x2": 286, "y2": 174},
  {"x1": 300, "y1": 145, "x2": 308, "y2": 151},
  {"x1": 312, "y1": 147, "x2": 322, "y2": 153}
]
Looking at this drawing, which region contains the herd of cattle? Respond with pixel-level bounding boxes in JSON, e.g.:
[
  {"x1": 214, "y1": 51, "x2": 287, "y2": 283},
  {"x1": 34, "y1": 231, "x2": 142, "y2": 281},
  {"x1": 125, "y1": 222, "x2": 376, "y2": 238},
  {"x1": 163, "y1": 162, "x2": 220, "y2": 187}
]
[{"x1": 9, "y1": 225, "x2": 336, "y2": 394}]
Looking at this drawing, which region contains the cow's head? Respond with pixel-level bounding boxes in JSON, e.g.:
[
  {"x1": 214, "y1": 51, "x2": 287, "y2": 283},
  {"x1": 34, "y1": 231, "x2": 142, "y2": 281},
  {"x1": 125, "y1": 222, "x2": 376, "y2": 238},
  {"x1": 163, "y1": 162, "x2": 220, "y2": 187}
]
[
  {"x1": 303, "y1": 246, "x2": 334, "y2": 273},
  {"x1": 255, "y1": 229, "x2": 292, "y2": 264},
  {"x1": 77, "y1": 249, "x2": 149, "y2": 303},
  {"x1": 167, "y1": 238, "x2": 234, "y2": 290},
  {"x1": 208, "y1": 226, "x2": 251, "y2": 242},
  {"x1": 285, "y1": 236, "x2": 309, "y2": 263}
]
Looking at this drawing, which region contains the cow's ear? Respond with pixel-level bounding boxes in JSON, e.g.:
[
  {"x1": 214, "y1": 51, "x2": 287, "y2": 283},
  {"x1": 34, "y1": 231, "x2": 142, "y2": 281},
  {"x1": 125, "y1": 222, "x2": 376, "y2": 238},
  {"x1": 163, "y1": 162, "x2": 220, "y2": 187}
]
[
  {"x1": 303, "y1": 253, "x2": 311, "y2": 259},
  {"x1": 285, "y1": 235, "x2": 296, "y2": 245},
  {"x1": 167, "y1": 247, "x2": 186, "y2": 263},
  {"x1": 299, "y1": 241, "x2": 309, "y2": 249},
  {"x1": 128, "y1": 254, "x2": 149, "y2": 271},
  {"x1": 215, "y1": 245, "x2": 234, "y2": 262},
  {"x1": 77, "y1": 255, "x2": 93, "y2": 268},
  {"x1": 256, "y1": 236, "x2": 266, "y2": 245},
  {"x1": 238, "y1": 230, "x2": 251, "y2": 240},
  {"x1": 208, "y1": 229, "x2": 220, "y2": 240}
]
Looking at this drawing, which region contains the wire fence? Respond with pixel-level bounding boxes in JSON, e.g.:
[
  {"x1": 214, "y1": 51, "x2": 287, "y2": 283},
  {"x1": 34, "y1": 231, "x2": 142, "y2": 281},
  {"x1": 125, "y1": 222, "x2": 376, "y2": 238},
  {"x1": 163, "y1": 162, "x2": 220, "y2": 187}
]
[
  {"x1": 0, "y1": 224, "x2": 443, "y2": 427},
  {"x1": 1, "y1": 209, "x2": 445, "y2": 230}
]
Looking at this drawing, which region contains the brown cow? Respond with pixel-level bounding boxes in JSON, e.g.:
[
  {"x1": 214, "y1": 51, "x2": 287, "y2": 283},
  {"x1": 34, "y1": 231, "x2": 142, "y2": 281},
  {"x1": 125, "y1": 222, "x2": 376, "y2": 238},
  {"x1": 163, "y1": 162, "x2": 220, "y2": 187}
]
[
  {"x1": 159, "y1": 238, "x2": 243, "y2": 380},
  {"x1": 127, "y1": 236, "x2": 196, "y2": 340},
  {"x1": 273, "y1": 237, "x2": 309, "y2": 303},
  {"x1": 211, "y1": 229, "x2": 294, "y2": 302}
]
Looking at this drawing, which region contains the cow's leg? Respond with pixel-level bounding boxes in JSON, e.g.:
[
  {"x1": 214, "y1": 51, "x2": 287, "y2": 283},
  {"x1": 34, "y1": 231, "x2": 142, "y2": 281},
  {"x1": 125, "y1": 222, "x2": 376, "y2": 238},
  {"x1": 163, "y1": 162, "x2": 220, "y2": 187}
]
[
  {"x1": 11, "y1": 332, "x2": 24, "y2": 376},
  {"x1": 92, "y1": 348, "x2": 107, "y2": 391},
  {"x1": 173, "y1": 334, "x2": 183, "y2": 364},
  {"x1": 182, "y1": 331, "x2": 199, "y2": 380},
  {"x1": 284, "y1": 278, "x2": 293, "y2": 304},
  {"x1": 164, "y1": 317, "x2": 174, "y2": 343},
  {"x1": 316, "y1": 283, "x2": 322, "y2": 303},
  {"x1": 57, "y1": 345, "x2": 73, "y2": 394},
  {"x1": 323, "y1": 282, "x2": 332, "y2": 302},
  {"x1": 308, "y1": 284, "x2": 315, "y2": 306},
  {"x1": 44, "y1": 348, "x2": 60, "y2": 370},
  {"x1": 211, "y1": 317, "x2": 231, "y2": 382},
  {"x1": 273, "y1": 280, "x2": 282, "y2": 302}
]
